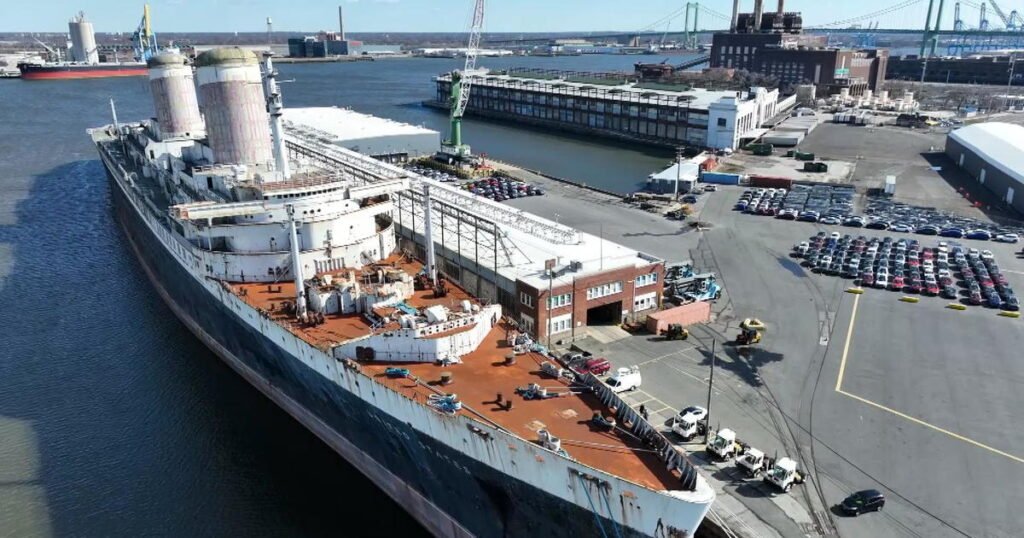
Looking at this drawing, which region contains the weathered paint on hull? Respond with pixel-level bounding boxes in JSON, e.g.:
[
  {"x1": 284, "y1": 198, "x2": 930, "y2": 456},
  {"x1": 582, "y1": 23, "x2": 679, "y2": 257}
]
[{"x1": 105, "y1": 166, "x2": 666, "y2": 538}]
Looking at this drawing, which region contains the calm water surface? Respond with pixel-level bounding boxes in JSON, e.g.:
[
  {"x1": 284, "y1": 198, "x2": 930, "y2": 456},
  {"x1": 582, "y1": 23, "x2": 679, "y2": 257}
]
[{"x1": 0, "y1": 53, "x2": 683, "y2": 536}]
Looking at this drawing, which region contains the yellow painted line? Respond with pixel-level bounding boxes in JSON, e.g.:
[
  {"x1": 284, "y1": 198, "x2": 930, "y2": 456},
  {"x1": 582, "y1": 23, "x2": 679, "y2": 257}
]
[
  {"x1": 946, "y1": 303, "x2": 967, "y2": 310},
  {"x1": 999, "y1": 311, "x2": 1021, "y2": 318},
  {"x1": 837, "y1": 389, "x2": 1024, "y2": 464},
  {"x1": 835, "y1": 293, "x2": 860, "y2": 392},
  {"x1": 899, "y1": 296, "x2": 919, "y2": 303},
  {"x1": 845, "y1": 287, "x2": 864, "y2": 294},
  {"x1": 836, "y1": 292, "x2": 1024, "y2": 464}
]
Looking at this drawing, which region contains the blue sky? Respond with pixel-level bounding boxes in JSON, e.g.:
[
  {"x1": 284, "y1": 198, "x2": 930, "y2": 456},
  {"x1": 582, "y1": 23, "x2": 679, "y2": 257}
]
[{"x1": 4, "y1": 1, "x2": 963, "y2": 33}]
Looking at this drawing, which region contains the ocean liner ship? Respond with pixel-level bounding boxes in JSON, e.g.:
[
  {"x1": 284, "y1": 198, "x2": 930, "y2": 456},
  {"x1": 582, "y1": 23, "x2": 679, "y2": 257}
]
[{"x1": 89, "y1": 47, "x2": 715, "y2": 537}]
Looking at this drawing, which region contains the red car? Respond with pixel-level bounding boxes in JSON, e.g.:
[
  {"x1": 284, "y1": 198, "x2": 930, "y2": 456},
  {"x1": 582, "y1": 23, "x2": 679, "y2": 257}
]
[
  {"x1": 890, "y1": 275, "x2": 905, "y2": 291},
  {"x1": 578, "y1": 358, "x2": 611, "y2": 375},
  {"x1": 860, "y1": 272, "x2": 875, "y2": 286},
  {"x1": 925, "y1": 281, "x2": 940, "y2": 295}
]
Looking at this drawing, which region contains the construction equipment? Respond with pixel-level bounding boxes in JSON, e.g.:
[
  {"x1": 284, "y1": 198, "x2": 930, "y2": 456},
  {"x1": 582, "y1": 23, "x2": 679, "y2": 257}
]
[
  {"x1": 705, "y1": 428, "x2": 741, "y2": 460},
  {"x1": 763, "y1": 457, "x2": 806, "y2": 492},
  {"x1": 661, "y1": 323, "x2": 690, "y2": 341},
  {"x1": 683, "y1": 275, "x2": 722, "y2": 303},
  {"x1": 441, "y1": 0, "x2": 486, "y2": 160},
  {"x1": 736, "y1": 318, "x2": 765, "y2": 345},
  {"x1": 736, "y1": 447, "x2": 767, "y2": 478}
]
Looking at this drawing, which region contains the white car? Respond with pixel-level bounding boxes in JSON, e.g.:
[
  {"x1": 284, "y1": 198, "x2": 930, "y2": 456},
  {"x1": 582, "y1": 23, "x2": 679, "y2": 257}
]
[
  {"x1": 875, "y1": 272, "x2": 890, "y2": 289},
  {"x1": 677, "y1": 405, "x2": 708, "y2": 423},
  {"x1": 981, "y1": 249, "x2": 995, "y2": 261},
  {"x1": 995, "y1": 233, "x2": 1020, "y2": 243},
  {"x1": 830, "y1": 232, "x2": 841, "y2": 240}
]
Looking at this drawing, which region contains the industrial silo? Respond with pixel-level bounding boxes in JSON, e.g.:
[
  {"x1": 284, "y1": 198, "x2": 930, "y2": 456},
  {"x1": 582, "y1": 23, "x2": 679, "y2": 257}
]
[
  {"x1": 68, "y1": 12, "x2": 99, "y2": 64},
  {"x1": 195, "y1": 48, "x2": 273, "y2": 166},
  {"x1": 147, "y1": 53, "x2": 205, "y2": 140}
]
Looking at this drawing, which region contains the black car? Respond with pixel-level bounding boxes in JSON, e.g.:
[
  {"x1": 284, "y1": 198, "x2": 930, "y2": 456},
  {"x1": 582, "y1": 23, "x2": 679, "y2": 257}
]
[{"x1": 841, "y1": 489, "x2": 885, "y2": 516}]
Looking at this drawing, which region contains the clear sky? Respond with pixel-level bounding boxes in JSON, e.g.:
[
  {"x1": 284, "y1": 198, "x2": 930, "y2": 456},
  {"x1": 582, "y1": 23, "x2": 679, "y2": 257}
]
[{"x1": 3, "y1": 0, "x2": 965, "y2": 34}]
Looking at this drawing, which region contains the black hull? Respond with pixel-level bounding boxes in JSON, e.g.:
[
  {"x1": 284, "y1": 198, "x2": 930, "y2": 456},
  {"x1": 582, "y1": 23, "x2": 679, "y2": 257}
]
[{"x1": 106, "y1": 169, "x2": 654, "y2": 537}]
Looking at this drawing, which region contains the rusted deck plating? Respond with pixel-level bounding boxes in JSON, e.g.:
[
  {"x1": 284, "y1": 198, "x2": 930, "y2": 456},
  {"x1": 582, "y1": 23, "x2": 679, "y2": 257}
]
[{"x1": 232, "y1": 257, "x2": 682, "y2": 490}]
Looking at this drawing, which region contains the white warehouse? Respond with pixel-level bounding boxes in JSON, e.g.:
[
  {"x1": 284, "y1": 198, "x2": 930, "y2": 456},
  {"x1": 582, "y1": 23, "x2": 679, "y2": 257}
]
[{"x1": 283, "y1": 107, "x2": 439, "y2": 162}]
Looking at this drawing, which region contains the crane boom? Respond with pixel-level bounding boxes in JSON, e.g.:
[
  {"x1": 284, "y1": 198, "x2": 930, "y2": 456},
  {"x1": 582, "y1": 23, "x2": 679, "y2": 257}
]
[
  {"x1": 988, "y1": 0, "x2": 1016, "y2": 28},
  {"x1": 453, "y1": 0, "x2": 485, "y2": 119}
]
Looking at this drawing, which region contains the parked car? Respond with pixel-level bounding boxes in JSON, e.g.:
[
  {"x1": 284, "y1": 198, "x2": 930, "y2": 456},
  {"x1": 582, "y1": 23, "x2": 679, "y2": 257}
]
[
  {"x1": 843, "y1": 216, "x2": 866, "y2": 227},
  {"x1": 994, "y1": 233, "x2": 1020, "y2": 243},
  {"x1": 965, "y1": 229, "x2": 992, "y2": 241},
  {"x1": 940, "y1": 227, "x2": 965, "y2": 238},
  {"x1": 841, "y1": 490, "x2": 886, "y2": 516}
]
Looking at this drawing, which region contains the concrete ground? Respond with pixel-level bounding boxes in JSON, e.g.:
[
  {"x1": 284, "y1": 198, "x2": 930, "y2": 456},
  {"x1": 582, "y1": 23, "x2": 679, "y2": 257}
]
[
  {"x1": 721, "y1": 151, "x2": 855, "y2": 185},
  {"x1": 506, "y1": 165, "x2": 1024, "y2": 538}
]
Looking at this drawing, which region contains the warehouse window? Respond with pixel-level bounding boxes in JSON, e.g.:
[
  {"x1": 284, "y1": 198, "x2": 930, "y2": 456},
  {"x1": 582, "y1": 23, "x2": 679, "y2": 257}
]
[
  {"x1": 587, "y1": 281, "x2": 623, "y2": 300},
  {"x1": 520, "y1": 292, "x2": 534, "y2": 307},
  {"x1": 717, "y1": 118, "x2": 727, "y2": 127},
  {"x1": 635, "y1": 272, "x2": 658, "y2": 287},
  {"x1": 548, "y1": 293, "x2": 572, "y2": 309},
  {"x1": 548, "y1": 313, "x2": 572, "y2": 335},
  {"x1": 634, "y1": 292, "x2": 658, "y2": 312}
]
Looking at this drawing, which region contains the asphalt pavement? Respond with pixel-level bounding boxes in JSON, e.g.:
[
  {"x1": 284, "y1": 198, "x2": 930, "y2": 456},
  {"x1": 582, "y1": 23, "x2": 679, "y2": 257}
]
[{"x1": 507, "y1": 170, "x2": 1024, "y2": 538}]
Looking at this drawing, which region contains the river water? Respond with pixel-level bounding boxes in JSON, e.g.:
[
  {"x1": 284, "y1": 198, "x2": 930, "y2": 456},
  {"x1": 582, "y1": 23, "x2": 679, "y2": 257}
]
[{"x1": 0, "y1": 53, "x2": 689, "y2": 536}]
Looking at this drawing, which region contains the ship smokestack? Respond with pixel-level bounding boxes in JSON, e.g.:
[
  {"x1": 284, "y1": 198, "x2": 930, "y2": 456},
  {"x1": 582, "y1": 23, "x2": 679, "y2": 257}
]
[
  {"x1": 777, "y1": 0, "x2": 784, "y2": 16},
  {"x1": 730, "y1": 0, "x2": 740, "y2": 32},
  {"x1": 753, "y1": 0, "x2": 764, "y2": 32},
  {"x1": 147, "y1": 52, "x2": 205, "y2": 141},
  {"x1": 195, "y1": 47, "x2": 274, "y2": 167},
  {"x1": 287, "y1": 205, "x2": 308, "y2": 320}
]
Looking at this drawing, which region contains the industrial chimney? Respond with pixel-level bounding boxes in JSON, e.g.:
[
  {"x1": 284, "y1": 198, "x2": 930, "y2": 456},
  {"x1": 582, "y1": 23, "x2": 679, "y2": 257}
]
[
  {"x1": 777, "y1": 0, "x2": 785, "y2": 16},
  {"x1": 338, "y1": 5, "x2": 346, "y2": 40},
  {"x1": 753, "y1": 0, "x2": 764, "y2": 32},
  {"x1": 730, "y1": 0, "x2": 740, "y2": 32}
]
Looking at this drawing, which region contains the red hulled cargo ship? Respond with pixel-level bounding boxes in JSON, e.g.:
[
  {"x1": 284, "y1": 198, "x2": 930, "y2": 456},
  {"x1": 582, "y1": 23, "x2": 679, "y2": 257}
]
[{"x1": 18, "y1": 62, "x2": 148, "y2": 80}]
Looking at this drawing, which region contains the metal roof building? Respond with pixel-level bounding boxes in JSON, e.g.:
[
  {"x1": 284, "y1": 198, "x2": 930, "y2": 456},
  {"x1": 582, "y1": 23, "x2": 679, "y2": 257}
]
[
  {"x1": 946, "y1": 122, "x2": 1024, "y2": 213},
  {"x1": 283, "y1": 107, "x2": 439, "y2": 161}
]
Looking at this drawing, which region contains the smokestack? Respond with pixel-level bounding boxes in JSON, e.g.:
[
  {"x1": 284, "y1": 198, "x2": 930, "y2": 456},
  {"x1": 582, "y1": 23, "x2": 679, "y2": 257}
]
[
  {"x1": 753, "y1": 0, "x2": 764, "y2": 32},
  {"x1": 777, "y1": 0, "x2": 784, "y2": 16},
  {"x1": 730, "y1": 0, "x2": 740, "y2": 32},
  {"x1": 423, "y1": 185, "x2": 437, "y2": 287},
  {"x1": 338, "y1": 5, "x2": 345, "y2": 40}
]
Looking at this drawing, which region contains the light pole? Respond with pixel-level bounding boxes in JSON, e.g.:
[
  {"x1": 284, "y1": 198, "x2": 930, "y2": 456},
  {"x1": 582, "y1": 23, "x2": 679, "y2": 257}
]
[
  {"x1": 1007, "y1": 58, "x2": 1018, "y2": 111},
  {"x1": 704, "y1": 339, "x2": 716, "y2": 443}
]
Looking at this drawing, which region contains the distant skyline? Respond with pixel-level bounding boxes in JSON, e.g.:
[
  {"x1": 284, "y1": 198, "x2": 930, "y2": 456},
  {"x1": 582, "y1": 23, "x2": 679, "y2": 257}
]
[{"x1": 3, "y1": 1, "x2": 965, "y2": 34}]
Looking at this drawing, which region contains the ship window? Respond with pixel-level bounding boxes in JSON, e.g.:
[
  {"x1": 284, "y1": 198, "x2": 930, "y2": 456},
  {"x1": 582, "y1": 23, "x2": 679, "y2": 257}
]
[{"x1": 207, "y1": 177, "x2": 213, "y2": 190}]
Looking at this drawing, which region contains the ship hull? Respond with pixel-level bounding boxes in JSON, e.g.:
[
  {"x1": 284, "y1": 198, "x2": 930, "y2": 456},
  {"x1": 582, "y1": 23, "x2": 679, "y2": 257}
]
[
  {"x1": 104, "y1": 165, "x2": 662, "y2": 537},
  {"x1": 18, "y1": 63, "x2": 147, "y2": 80}
]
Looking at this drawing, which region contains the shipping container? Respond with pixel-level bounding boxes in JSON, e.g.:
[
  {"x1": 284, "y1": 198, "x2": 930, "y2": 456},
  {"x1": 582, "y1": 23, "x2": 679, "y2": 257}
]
[
  {"x1": 700, "y1": 171, "x2": 742, "y2": 185},
  {"x1": 645, "y1": 302, "x2": 712, "y2": 335},
  {"x1": 749, "y1": 175, "x2": 794, "y2": 189}
]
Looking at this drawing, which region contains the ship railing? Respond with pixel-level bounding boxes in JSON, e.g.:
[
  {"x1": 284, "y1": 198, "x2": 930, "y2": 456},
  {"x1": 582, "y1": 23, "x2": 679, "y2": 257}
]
[{"x1": 581, "y1": 372, "x2": 700, "y2": 492}]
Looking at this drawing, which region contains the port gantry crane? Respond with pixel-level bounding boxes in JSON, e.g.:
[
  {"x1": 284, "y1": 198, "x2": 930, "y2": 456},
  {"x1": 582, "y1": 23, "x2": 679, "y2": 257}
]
[
  {"x1": 132, "y1": 4, "x2": 160, "y2": 62},
  {"x1": 989, "y1": 0, "x2": 1024, "y2": 30},
  {"x1": 442, "y1": 0, "x2": 486, "y2": 161}
]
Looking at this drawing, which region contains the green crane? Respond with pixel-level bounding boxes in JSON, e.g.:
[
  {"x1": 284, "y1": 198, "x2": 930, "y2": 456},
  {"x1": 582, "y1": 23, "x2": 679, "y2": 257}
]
[{"x1": 442, "y1": 0, "x2": 486, "y2": 160}]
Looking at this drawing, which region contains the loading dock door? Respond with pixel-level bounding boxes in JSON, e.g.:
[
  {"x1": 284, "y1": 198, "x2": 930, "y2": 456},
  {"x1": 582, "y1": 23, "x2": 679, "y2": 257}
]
[{"x1": 587, "y1": 301, "x2": 622, "y2": 326}]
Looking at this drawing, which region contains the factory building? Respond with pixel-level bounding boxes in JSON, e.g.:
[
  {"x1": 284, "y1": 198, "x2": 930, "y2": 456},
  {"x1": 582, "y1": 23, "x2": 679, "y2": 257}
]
[
  {"x1": 946, "y1": 122, "x2": 1024, "y2": 214},
  {"x1": 887, "y1": 55, "x2": 1024, "y2": 86},
  {"x1": 283, "y1": 107, "x2": 439, "y2": 162},
  {"x1": 392, "y1": 184, "x2": 665, "y2": 343},
  {"x1": 432, "y1": 69, "x2": 790, "y2": 150},
  {"x1": 287, "y1": 6, "x2": 402, "y2": 57},
  {"x1": 710, "y1": 1, "x2": 888, "y2": 94}
]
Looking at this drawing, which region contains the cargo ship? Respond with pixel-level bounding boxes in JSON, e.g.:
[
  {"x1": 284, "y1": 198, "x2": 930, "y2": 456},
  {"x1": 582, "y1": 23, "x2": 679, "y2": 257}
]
[
  {"x1": 21, "y1": 8, "x2": 157, "y2": 81},
  {"x1": 89, "y1": 47, "x2": 714, "y2": 537}
]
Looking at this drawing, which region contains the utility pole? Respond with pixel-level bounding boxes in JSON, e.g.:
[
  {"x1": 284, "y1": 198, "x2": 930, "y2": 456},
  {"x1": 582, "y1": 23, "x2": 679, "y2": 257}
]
[
  {"x1": 673, "y1": 148, "x2": 683, "y2": 201},
  {"x1": 704, "y1": 339, "x2": 716, "y2": 443}
]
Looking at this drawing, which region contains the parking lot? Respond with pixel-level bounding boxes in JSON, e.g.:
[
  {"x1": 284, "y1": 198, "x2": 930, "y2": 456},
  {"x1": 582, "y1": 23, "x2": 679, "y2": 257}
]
[{"x1": 510, "y1": 175, "x2": 1024, "y2": 538}]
